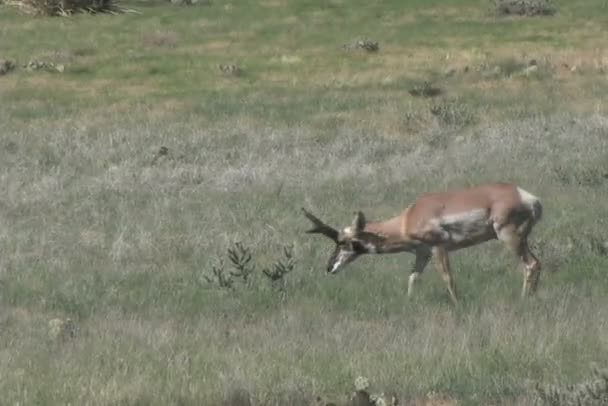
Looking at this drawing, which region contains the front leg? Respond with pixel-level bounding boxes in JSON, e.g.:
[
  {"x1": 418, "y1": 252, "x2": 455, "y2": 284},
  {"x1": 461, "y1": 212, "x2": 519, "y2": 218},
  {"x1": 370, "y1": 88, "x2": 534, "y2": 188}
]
[{"x1": 408, "y1": 248, "x2": 432, "y2": 299}]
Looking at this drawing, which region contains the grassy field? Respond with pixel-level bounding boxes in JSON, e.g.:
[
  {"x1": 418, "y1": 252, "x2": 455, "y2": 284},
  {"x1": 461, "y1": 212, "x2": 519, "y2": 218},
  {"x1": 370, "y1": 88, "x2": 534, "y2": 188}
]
[{"x1": 2, "y1": 0, "x2": 608, "y2": 404}]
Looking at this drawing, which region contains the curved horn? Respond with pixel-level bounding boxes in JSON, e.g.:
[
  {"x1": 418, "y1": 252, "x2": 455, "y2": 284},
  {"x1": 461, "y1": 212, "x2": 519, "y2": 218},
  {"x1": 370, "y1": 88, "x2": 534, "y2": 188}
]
[
  {"x1": 352, "y1": 211, "x2": 366, "y2": 232},
  {"x1": 301, "y1": 208, "x2": 339, "y2": 242}
]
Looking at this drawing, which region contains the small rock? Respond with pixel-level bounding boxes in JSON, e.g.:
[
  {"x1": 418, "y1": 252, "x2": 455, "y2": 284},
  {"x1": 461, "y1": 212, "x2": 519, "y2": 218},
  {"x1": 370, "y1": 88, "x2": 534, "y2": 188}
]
[
  {"x1": 48, "y1": 318, "x2": 78, "y2": 341},
  {"x1": 354, "y1": 376, "x2": 370, "y2": 392},
  {"x1": 23, "y1": 60, "x2": 63, "y2": 73},
  {"x1": 523, "y1": 65, "x2": 538, "y2": 76},
  {"x1": 356, "y1": 40, "x2": 379, "y2": 52},
  {"x1": 342, "y1": 39, "x2": 379, "y2": 53},
  {"x1": 151, "y1": 146, "x2": 170, "y2": 165},
  {"x1": 218, "y1": 64, "x2": 242, "y2": 76},
  {"x1": 444, "y1": 67, "x2": 457, "y2": 77},
  {"x1": 24, "y1": 60, "x2": 43, "y2": 71},
  {"x1": 280, "y1": 55, "x2": 301, "y2": 64}
]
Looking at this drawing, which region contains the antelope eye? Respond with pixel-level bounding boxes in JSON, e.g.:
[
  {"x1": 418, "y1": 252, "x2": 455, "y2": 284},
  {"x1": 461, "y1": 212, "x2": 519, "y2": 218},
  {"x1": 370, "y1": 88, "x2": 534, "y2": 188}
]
[{"x1": 352, "y1": 241, "x2": 365, "y2": 252}]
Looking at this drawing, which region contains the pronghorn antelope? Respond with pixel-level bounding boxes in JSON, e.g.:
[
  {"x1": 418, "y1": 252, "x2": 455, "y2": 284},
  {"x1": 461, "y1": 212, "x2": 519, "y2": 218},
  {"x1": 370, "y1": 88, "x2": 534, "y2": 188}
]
[{"x1": 302, "y1": 182, "x2": 543, "y2": 304}]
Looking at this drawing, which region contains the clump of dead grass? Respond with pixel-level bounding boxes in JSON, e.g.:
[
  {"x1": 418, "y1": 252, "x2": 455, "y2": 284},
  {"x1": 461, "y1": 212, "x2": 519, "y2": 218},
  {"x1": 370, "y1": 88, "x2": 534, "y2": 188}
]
[
  {"x1": 408, "y1": 81, "x2": 443, "y2": 98},
  {"x1": 8, "y1": 0, "x2": 122, "y2": 16},
  {"x1": 491, "y1": 0, "x2": 556, "y2": 17},
  {"x1": 532, "y1": 365, "x2": 608, "y2": 405},
  {"x1": 142, "y1": 30, "x2": 179, "y2": 48},
  {"x1": 429, "y1": 98, "x2": 475, "y2": 128}
]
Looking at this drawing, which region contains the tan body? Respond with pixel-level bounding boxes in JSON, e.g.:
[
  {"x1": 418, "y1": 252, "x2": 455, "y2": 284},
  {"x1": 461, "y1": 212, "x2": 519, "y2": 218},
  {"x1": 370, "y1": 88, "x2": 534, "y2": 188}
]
[{"x1": 303, "y1": 182, "x2": 543, "y2": 304}]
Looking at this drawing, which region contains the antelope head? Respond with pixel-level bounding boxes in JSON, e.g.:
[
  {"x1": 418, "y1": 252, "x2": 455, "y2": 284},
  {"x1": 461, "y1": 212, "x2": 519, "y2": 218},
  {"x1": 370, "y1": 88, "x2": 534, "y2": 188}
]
[{"x1": 302, "y1": 208, "x2": 374, "y2": 274}]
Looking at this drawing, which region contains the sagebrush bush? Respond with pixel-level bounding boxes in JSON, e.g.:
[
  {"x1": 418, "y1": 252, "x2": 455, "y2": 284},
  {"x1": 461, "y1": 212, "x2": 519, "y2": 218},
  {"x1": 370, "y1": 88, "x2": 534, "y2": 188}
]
[{"x1": 204, "y1": 242, "x2": 296, "y2": 297}]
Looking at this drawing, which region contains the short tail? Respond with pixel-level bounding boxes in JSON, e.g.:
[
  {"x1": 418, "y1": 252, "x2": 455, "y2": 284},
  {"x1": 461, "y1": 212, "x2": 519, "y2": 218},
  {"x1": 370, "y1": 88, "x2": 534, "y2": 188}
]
[
  {"x1": 531, "y1": 199, "x2": 543, "y2": 223},
  {"x1": 517, "y1": 187, "x2": 542, "y2": 224}
]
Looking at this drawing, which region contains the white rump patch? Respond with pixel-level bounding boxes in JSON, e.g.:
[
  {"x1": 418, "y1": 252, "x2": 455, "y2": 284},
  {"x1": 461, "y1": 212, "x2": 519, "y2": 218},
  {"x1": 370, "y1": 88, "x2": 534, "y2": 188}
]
[{"x1": 517, "y1": 187, "x2": 539, "y2": 207}]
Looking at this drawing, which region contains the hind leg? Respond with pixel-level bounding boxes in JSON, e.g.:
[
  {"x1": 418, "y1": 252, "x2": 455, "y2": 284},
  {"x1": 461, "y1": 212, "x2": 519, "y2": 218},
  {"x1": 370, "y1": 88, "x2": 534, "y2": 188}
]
[
  {"x1": 520, "y1": 239, "x2": 541, "y2": 296},
  {"x1": 432, "y1": 246, "x2": 458, "y2": 305},
  {"x1": 495, "y1": 223, "x2": 542, "y2": 298}
]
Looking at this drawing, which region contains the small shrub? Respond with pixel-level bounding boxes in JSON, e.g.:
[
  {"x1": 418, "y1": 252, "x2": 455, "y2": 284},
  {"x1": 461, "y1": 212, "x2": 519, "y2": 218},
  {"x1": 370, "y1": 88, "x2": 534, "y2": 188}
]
[
  {"x1": 492, "y1": 0, "x2": 556, "y2": 17},
  {"x1": 261, "y1": 245, "x2": 294, "y2": 283},
  {"x1": 262, "y1": 244, "x2": 295, "y2": 299},
  {"x1": 203, "y1": 259, "x2": 234, "y2": 290},
  {"x1": 204, "y1": 242, "x2": 297, "y2": 295},
  {"x1": 227, "y1": 242, "x2": 256, "y2": 286},
  {"x1": 0, "y1": 59, "x2": 16, "y2": 76}
]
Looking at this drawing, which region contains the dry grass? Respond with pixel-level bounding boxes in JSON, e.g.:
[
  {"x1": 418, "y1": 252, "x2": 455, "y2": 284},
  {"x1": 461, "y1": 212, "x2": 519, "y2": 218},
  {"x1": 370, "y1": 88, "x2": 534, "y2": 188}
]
[
  {"x1": 2, "y1": 1, "x2": 608, "y2": 404},
  {"x1": 2, "y1": 109, "x2": 608, "y2": 404},
  {"x1": 142, "y1": 30, "x2": 179, "y2": 48}
]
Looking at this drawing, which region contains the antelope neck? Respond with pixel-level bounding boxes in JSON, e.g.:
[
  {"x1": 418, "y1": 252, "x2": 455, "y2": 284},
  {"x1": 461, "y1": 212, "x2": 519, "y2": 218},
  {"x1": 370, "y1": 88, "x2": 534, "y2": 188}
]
[{"x1": 363, "y1": 216, "x2": 418, "y2": 254}]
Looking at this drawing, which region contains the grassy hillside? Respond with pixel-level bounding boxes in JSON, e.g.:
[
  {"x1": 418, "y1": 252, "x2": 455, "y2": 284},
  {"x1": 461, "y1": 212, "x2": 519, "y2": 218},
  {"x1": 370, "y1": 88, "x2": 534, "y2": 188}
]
[{"x1": 1, "y1": 0, "x2": 608, "y2": 404}]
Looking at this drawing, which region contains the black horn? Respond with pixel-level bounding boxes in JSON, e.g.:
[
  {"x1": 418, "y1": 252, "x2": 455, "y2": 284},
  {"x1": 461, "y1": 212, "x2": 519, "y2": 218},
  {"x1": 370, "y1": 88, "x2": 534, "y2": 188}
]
[{"x1": 301, "y1": 208, "x2": 339, "y2": 242}]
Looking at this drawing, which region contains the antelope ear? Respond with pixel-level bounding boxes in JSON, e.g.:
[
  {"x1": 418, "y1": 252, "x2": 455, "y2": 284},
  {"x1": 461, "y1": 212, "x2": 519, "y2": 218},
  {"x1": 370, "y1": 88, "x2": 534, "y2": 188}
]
[{"x1": 352, "y1": 211, "x2": 366, "y2": 233}]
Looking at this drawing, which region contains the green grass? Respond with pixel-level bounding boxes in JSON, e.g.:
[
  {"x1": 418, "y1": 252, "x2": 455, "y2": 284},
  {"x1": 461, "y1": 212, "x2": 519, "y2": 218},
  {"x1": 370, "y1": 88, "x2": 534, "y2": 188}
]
[{"x1": 2, "y1": 0, "x2": 608, "y2": 405}]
